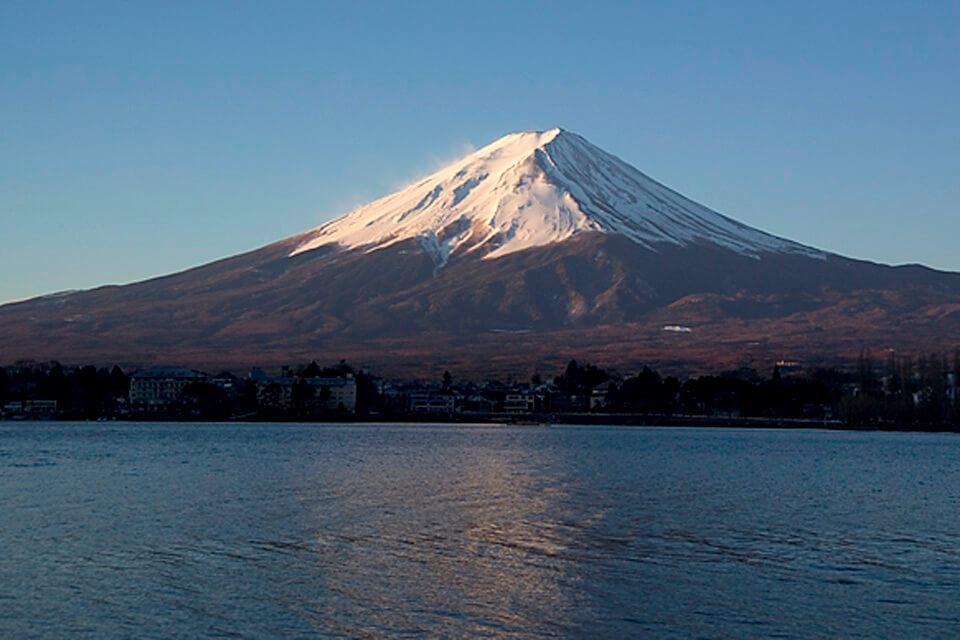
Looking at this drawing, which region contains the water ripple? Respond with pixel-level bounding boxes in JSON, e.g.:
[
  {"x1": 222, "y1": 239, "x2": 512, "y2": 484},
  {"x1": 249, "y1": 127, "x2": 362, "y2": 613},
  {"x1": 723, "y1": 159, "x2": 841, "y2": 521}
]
[{"x1": 2, "y1": 423, "x2": 960, "y2": 638}]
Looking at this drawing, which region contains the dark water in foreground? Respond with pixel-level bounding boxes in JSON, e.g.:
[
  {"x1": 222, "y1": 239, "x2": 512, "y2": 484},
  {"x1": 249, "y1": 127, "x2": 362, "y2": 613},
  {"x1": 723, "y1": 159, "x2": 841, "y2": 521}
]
[{"x1": 2, "y1": 423, "x2": 959, "y2": 639}]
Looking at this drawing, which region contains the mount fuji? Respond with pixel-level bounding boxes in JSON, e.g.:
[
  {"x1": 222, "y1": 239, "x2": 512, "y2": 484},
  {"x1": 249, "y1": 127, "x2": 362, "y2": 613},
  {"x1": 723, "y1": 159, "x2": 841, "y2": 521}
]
[{"x1": 2, "y1": 128, "x2": 958, "y2": 374}]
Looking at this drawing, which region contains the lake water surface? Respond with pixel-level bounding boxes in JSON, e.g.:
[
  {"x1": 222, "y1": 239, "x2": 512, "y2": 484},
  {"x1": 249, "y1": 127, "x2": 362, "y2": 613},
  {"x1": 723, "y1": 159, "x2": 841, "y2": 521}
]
[{"x1": 2, "y1": 423, "x2": 959, "y2": 638}]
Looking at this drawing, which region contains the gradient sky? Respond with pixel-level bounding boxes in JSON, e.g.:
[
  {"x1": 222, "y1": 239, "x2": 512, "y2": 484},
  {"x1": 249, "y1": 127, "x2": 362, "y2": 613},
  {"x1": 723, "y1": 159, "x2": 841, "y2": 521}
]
[{"x1": 2, "y1": 0, "x2": 958, "y2": 303}]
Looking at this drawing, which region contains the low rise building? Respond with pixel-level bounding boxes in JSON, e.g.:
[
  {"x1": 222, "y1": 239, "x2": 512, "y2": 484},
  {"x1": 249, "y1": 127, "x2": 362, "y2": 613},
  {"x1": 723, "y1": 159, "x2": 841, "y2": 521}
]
[
  {"x1": 1, "y1": 399, "x2": 58, "y2": 418},
  {"x1": 459, "y1": 394, "x2": 495, "y2": 413},
  {"x1": 590, "y1": 381, "x2": 617, "y2": 410},
  {"x1": 409, "y1": 392, "x2": 455, "y2": 414},
  {"x1": 504, "y1": 393, "x2": 536, "y2": 414},
  {"x1": 3, "y1": 401, "x2": 23, "y2": 414}
]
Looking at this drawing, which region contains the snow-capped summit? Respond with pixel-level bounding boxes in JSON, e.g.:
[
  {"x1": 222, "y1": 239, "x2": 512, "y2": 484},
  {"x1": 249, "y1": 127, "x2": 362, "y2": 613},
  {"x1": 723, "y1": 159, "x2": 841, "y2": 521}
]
[{"x1": 291, "y1": 128, "x2": 824, "y2": 265}]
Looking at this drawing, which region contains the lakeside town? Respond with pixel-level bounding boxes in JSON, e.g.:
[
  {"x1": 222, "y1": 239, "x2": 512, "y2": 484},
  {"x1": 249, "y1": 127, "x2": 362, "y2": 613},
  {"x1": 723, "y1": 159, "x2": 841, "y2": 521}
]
[{"x1": 1, "y1": 351, "x2": 959, "y2": 429}]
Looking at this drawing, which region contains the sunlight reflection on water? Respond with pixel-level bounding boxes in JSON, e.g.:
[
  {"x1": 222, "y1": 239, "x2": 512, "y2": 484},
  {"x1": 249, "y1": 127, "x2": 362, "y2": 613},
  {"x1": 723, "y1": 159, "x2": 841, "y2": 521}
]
[{"x1": 1, "y1": 423, "x2": 959, "y2": 638}]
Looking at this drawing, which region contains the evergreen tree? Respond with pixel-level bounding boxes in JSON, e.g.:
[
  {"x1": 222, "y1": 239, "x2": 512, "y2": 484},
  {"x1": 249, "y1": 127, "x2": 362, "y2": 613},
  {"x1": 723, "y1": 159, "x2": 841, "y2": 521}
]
[
  {"x1": 301, "y1": 361, "x2": 322, "y2": 378},
  {"x1": 109, "y1": 365, "x2": 129, "y2": 397},
  {"x1": 858, "y1": 348, "x2": 877, "y2": 396},
  {"x1": 900, "y1": 355, "x2": 916, "y2": 423},
  {"x1": 929, "y1": 353, "x2": 947, "y2": 424}
]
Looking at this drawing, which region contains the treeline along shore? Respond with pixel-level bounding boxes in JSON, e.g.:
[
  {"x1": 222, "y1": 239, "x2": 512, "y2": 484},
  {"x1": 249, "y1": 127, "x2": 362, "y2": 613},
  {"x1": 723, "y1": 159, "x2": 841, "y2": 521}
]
[{"x1": 1, "y1": 350, "x2": 959, "y2": 430}]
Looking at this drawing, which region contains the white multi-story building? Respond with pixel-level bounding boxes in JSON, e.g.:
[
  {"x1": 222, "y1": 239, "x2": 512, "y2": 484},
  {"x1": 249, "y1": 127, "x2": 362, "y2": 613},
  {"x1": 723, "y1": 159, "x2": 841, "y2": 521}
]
[
  {"x1": 255, "y1": 374, "x2": 357, "y2": 413},
  {"x1": 129, "y1": 367, "x2": 210, "y2": 409}
]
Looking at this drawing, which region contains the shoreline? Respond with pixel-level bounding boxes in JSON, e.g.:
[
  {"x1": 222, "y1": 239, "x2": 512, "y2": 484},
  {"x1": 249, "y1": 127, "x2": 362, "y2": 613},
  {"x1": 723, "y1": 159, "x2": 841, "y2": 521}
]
[{"x1": 4, "y1": 413, "x2": 959, "y2": 433}]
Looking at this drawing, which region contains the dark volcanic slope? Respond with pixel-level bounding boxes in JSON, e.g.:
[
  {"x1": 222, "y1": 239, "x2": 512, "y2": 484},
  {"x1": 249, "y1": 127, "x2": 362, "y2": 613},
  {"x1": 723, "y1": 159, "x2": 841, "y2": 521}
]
[{"x1": 1, "y1": 232, "x2": 958, "y2": 374}]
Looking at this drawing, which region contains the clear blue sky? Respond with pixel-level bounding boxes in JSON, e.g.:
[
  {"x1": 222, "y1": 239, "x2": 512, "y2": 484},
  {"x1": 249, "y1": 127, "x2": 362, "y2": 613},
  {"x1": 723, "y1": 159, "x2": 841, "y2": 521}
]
[{"x1": 2, "y1": 0, "x2": 958, "y2": 303}]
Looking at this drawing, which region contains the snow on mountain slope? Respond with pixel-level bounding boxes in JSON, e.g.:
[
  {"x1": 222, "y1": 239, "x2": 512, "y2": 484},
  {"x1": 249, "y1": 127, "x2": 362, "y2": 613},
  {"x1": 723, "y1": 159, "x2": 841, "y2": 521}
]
[{"x1": 291, "y1": 128, "x2": 825, "y2": 266}]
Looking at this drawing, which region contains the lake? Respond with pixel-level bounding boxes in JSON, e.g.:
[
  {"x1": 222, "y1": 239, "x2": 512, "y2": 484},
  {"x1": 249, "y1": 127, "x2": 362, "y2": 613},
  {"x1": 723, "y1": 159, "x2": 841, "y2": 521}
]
[{"x1": 1, "y1": 423, "x2": 959, "y2": 638}]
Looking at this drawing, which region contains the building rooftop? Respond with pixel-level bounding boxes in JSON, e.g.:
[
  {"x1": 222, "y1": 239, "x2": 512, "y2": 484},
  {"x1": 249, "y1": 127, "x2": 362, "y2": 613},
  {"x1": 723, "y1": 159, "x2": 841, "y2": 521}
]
[{"x1": 131, "y1": 367, "x2": 209, "y2": 380}]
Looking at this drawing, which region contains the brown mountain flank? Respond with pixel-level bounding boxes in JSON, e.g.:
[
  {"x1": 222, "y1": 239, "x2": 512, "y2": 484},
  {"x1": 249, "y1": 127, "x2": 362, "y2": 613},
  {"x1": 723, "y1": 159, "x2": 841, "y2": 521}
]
[{"x1": 1, "y1": 232, "x2": 958, "y2": 376}]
